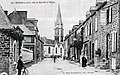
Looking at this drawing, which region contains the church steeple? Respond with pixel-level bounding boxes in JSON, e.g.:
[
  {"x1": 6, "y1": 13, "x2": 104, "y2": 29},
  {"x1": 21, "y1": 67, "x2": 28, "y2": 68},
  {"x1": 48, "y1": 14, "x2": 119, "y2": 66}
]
[
  {"x1": 54, "y1": 4, "x2": 64, "y2": 42},
  {"x1": 55, "y1": 4, "x2": 63, "y2": 25}
]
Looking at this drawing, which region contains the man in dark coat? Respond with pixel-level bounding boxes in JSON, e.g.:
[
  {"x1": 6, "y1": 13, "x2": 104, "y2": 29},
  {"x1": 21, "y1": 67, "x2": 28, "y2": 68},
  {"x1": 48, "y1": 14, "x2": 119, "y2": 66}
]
[
  {"x1": 82, "y1": 55, "x2": 87, "y2": 67},
  {"x1": 53, "y1": 55, "x2": 56, "y2": 63},
  {"x1": 17, "y1": 56, "x2": 24, "y2": 75}
]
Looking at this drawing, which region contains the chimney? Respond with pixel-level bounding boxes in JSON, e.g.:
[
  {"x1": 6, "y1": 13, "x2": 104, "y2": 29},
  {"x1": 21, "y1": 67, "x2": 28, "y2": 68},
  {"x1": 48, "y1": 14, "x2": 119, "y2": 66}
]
[
  {"x1": 86, "y1": 11, "x2": 90, "y2": 18},
  {"x1": 4, "y1": 11, "x2": 8, "y2": 15},
  {"x1": 18, "y1": 11, "x2": 27, "y2": 22},
  {"x1": 90, "y1": 6, "x2": 97, "y2": 14},
  {"x1": 96, "y1": 0, "x2": 106, "y2": 6},
  {"x1": 79, "y1": 20, "x2": 84, "y2": 25}
]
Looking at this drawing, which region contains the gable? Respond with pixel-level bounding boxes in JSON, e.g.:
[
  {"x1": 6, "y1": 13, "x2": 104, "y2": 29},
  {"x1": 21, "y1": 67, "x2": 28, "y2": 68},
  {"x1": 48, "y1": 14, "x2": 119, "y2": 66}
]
[
  {"x1": 55, "y1": 43, "x2": 58, "y2": 48},
  {"x1": 0, "y1": 6, "x2": 12, "y2": 28}
]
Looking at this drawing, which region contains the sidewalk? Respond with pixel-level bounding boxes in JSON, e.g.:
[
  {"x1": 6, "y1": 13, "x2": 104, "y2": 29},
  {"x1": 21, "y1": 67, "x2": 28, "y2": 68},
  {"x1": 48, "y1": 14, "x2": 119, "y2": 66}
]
[{"x1": 67, "y1": 60, "x2": 120, "y2": 74}]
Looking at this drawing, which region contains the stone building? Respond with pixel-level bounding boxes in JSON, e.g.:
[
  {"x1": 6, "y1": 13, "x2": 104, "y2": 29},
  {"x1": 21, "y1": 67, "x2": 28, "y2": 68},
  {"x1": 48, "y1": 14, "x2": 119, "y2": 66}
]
[
  {"x1": 0, "y1": 6, "x2": 23, "y2": 75},
  {"x1": 37, "y1": 35, "x2": 44, "y2": 62},
  {"x1": 80, "y1": 0, "x2": 120, "y2": 69},
  {"x1": 8, "y1": 10, "x2": 40, "y2": 63},
  {"x1": 64, "y1": 0, "x2": 120, "y2": 70}
]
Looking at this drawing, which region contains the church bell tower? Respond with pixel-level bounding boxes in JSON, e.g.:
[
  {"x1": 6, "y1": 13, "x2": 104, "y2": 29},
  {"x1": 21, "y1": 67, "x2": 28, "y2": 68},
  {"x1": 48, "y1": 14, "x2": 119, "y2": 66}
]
[{"x1": 54, "y1": 5, "x2": 64, "y2": 42}]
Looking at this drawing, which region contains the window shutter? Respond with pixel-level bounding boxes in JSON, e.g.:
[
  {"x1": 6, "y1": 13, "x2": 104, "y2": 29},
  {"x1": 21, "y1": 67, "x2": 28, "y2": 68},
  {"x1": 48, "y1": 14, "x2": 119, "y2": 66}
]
[
  {"x1": 112, "y1": 31, "x2": 117, "y2": 52},
  {"x1": 89, "y1": 22, "x2": 91, "y2": 35},
  {"x1": 91, "y1": 18, "x2": 93, "y2": 34},
  {"x1": 85, "y1": 26, "x2": 87, "y2": 37},
  {"x1": 107, "y1": 9, "x2": 109, "y2": 24},
  {"x1": 95, "y1": 39, "x2": 97, "y2": 51},
  {"x1": 109, "y1": 7, "x2": 112, "y2": 23},
  {"x1": 87, "y1": 25, "x2": 88, "y2": 36},
  {"x1": 95, "y1": 17, "x2": 98, "y2": 31}
]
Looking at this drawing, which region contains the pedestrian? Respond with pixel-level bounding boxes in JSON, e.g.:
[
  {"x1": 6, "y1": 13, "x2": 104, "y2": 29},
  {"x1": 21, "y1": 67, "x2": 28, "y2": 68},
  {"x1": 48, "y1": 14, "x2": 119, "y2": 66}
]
[
  {"x1": 82, "y1": 55, "x2": 87, "y2": 68},
  {"x1": 17, "y1": 56, "x2": 24, "y2": 75},
  {"x1": 54, "y1": 55, "x2": 56, "y2": 63}
]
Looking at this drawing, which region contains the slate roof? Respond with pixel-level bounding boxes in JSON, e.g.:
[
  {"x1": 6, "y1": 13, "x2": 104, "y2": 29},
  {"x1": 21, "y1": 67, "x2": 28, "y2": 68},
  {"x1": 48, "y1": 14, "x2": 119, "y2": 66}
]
[
  {"x1": 24, "y1": 18, "x2": 39, "y2": 32},
  {"x1": 0, "y1": 5, "x2": 12, "y2": 29},
  {"x1": 12, "y1": 24, "x2": 35, "y2": 35},
  {"x1": 41, "y1": 37, "x2": 55, "y2": 45}
]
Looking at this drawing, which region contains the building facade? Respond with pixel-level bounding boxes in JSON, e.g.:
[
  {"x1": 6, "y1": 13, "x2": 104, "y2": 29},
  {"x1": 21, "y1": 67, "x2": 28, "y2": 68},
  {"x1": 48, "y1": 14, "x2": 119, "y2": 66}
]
[
  {"x1": 64, "y1": 0, "x2": 120, "y2": 69},
  {"x1": 0, "y1": 6, "x2": 23, "y2": 75},
  {"x1": 41, "y1": 37, "x2": 55, "y2": 58},
  {"x1": 8, "y1": 10, "x2": 41, "y2": 63}
]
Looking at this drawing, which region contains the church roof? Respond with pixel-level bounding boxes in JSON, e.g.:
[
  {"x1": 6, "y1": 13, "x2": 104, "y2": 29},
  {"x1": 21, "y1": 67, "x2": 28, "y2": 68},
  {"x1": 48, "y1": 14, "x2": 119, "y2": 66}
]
[{"x1": 41, "y1": 37, "x2": 55, "y2": 45}]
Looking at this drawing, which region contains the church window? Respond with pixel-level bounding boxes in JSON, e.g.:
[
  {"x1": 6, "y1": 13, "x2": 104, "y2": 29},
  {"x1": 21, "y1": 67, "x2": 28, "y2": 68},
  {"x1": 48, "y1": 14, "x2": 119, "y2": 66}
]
[
  {"x1": 56, "y1": 48, "x2": 57, "y2": 54},
  {"x1": 48, "y1": 47, "x2": 50, "y2": 54}
]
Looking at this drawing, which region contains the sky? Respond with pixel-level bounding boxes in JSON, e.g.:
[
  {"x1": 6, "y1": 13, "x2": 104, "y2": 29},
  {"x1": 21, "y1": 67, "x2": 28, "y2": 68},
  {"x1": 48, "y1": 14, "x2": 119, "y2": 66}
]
[{"x1": 0, "y1": 0, "x2": 96, "y2": 39}]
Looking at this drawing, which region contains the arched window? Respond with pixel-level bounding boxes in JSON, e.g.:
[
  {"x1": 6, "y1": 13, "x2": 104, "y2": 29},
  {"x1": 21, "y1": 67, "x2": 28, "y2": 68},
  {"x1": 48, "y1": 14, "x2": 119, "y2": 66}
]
[
  {"x1": 56, "y1": 48, "x2": 57, "y2": 54},
  {"x1": 60, "y1": 48, "x2": 62, "y2": 53},
  {"x1": 48, "y1": 47, "x2": 50, "y2": 54}
]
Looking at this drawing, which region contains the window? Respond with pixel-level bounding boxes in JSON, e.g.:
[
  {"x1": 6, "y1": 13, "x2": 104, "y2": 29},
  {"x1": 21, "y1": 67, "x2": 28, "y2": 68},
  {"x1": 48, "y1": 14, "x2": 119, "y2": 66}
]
[
  {"x1": 91, "y1": 19, "x2": 93, "y2": 34},
  {"x1": 89, "y1": 41, "x2": 91, "y2": 60},
  {"x1": 89, "y1": 22, "x2": 91, "y2": 35},
  {"x1": 85, "y1": 25, "x2": 88, "y2": 37},
  {"x1": 56, "y1": 48, "x2": 57, "y2": 54},
  {"x1": 60, "y1": 48, "x2": 62, "y2": 53},
  {"x1": 48, "y1": 47, "x2": 50, "y2": 54},
  {"x1": 31, "y1": 37, "x2": 34, "y2": 43},
  {"x1": 112, "y1": 31, "x2": 117, "y2": 52},
  {"x1": 95, "y1": 17, "x2": 98, "y2": 31},
  {"x1": 87, "y1": 25, "x2": 88, "y2": 36},
  {"x1": 106, "y1": 8, "x2": 109, "y2": 24},
  {"x1": 107, "y1": 7, "x2": 112, "y2": 24},
  {"x1": 100, "y1": 10, "x2": 106, "y2": 25},
  {"x1": 109, "y1": 7, "x2": 112, "y2": 23}
]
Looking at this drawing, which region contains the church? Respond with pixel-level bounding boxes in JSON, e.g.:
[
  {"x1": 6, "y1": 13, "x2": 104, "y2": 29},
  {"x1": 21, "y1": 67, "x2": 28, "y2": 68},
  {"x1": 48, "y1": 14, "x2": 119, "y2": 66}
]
[
  {"x1": 43, "y1": 5, "x2": 64, "y2": 58},
  {"x1": 54, "y1": 5, "x2": 64, "y2": 58}
]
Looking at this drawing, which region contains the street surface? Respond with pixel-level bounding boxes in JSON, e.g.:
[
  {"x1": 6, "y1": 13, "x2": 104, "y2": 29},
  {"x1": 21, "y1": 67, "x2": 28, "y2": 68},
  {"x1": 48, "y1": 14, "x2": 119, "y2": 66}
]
[{"x1": 27, "y1": 58, "x2": 115, "y2": 75}]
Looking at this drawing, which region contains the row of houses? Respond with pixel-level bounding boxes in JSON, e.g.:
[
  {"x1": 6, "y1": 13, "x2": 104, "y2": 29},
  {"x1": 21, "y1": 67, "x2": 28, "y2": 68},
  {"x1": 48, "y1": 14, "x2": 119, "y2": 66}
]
[
  {"x1": 0, "y1": 5, "x2": 44, "y2": 75},
  {"x1": 64, "y1": 0, "x2": 120, "y2": 70}
]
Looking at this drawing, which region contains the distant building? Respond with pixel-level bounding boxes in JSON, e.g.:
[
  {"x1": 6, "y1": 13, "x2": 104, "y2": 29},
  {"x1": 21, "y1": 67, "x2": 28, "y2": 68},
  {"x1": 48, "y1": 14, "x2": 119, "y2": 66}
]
[
  {"x1": 54, "y1": 5, "x2": 64, "y2": 42},
  {"x1": 41, "y1": 37, "x2": 55, "y2": 58},
  {"x1": 54, "y1": 5, "x2": 64, "y2": 58}
]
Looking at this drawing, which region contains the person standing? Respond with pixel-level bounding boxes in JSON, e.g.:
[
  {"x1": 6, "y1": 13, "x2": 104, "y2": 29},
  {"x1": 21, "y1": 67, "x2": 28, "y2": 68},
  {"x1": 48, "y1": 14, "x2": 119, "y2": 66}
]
[
  {"x1": 82, "y1": 55, "x2": 87, "y2": 68},
  {"x1": 53, "y1": 55, "x2": 56, "y2": 63},
  {"x1": 17, "y1": 56, "x2": 24, "y2": 75}
]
